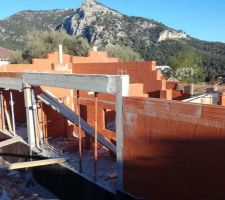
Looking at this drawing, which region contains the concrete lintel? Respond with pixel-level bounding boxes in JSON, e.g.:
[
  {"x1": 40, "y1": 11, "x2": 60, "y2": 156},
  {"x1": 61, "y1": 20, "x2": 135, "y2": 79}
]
[
  {"x1": 0, "y1": 78, "x2": 23, "y2": 91},
  {"x1": 23, "y1": 73, "x2": 129, "y2": 95}
]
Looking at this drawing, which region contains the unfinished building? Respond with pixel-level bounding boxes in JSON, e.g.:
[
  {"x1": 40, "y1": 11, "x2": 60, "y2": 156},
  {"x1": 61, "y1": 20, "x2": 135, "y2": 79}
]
[{"x1": 0, "y1": 48, "x2": 225, "y2": 200}]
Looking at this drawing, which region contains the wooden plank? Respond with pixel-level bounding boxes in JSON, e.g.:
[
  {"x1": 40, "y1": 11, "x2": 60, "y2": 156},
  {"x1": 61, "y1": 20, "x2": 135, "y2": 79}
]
[
  {"x1": 0, "y1": 136, "x2": 23, "y2": 148},
  {"x1": 0, "y1": 158, "x2": 66, "y2": 170},
  {"x1": 4, "y1": 108, "x2": 13, "y2": 133}
]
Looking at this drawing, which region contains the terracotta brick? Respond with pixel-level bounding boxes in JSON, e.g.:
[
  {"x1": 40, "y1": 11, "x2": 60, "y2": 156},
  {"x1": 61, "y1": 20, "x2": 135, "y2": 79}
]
[{"x1": 123, "y1": 97, "x2": 225, "y2": 200}]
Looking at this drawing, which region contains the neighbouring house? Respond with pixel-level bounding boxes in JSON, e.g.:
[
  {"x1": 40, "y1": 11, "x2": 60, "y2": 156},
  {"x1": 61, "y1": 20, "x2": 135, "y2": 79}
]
[{"x1": 0, "y1": 47, "x2": 15, "y2": 66}]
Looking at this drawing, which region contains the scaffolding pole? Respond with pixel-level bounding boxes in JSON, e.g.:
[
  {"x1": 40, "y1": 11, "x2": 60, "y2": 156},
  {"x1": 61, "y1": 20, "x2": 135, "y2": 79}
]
[
  {"x1": 94, "y1": 92, "x2": 98, "y2": 180},
  {"x1": 77, "y1": 90, "x2": 82, "y2": 173},
  {"x1": 10, "y1": 91, "x2": 16, "y2": 136},
  {"x1": 0, "y1": 92, "x2": 5, "y2": 131}
]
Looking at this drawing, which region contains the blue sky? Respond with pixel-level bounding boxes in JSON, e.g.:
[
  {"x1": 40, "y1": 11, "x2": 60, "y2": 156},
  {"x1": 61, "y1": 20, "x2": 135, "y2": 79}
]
[{"x1": 0, "y1": 0, "x2": 225, "y2": 43}]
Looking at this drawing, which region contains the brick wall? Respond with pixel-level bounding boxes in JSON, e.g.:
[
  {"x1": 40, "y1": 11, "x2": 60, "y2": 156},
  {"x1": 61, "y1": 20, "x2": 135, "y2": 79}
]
[
  {"x1": 219, "y1": 91, "x2": 225, "y2": 106},
  {"x1": 123, "y1": 97, "x2": 225, "y2": 200},
  {"x1": 167, "y1": 81, "x2": 190, "y2": 100},
  {"x1": 72, "y1": 51, "x2": 119, "y2": 63},
  {"x1": 73, "y1": 91, "x2": 116, "y2": 142},
  {"x1": 73, "y1": 61, "x2": 167, "y2": 95}
]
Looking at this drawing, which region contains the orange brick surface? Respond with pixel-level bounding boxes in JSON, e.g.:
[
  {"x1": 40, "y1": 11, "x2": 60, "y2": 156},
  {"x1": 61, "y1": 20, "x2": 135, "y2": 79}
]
[{"x1": 123, "y1": 97, "x2": 225, "y2": 200}]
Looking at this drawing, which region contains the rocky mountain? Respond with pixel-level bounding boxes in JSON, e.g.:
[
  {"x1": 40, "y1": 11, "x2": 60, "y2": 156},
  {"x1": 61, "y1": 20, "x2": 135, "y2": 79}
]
[
  {"x1": 0, "y1": 9, "x2": 75, "y2": 49},
  {"x1": 0, "y1": 0, "x2": 225, "y2": 81},
  {"x1": 57, "y1": 0, "x2": 188, "y2": 46}
]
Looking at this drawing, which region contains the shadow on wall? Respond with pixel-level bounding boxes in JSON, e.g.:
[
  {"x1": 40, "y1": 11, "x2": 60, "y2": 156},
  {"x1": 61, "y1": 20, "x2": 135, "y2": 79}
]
[{"x1": 124, "y1": 138, "x2": 225, "y2": 200}]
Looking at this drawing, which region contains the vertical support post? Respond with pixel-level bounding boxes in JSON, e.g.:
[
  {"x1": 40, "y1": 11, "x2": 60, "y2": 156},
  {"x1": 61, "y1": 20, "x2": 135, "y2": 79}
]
[
  {"x1": 31, "y1": 90, "x2": 40, "y2": 149},
  {"x1": 23, "y1": 84, "x2": 36, "y2": 149},
  {"x1": 116, "y1": 77, "x2": 124, "y2": 191},
  {"x1": 190, "y1": 83, "x2": 194, "y2": 96},
  {"x1": 0, "y1": 91, "x2": 5, "y2": 131},
  {"x1": 58, "y1": 44, "x2": 63, "y2": 65},
  {"x1": 40, "y1": 101, "x2": 46, "y2": 143},
  {"x1": 77, "y1": 90, "x2": 82, "y2": 173},
  {"x1": 34, "y1": 101, "x2": 43, "y2": 150},
  {"x1": 94, "y1": 92, "x2": 98, "y2": 180},
  {"x1": 10, "y1": 91, "x2": 16, "y2": 136}
]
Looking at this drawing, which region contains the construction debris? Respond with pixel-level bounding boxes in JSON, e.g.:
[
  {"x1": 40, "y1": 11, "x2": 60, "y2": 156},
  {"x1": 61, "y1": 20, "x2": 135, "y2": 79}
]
[{"x1": 0, "y1": 169, "x2": 58, "y2": 199}]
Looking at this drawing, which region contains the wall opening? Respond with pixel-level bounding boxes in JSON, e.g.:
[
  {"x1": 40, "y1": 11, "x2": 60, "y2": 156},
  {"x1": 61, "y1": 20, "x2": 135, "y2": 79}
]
[{"x1": 103, "y1": 109, "x2": 116, "y2": 132}]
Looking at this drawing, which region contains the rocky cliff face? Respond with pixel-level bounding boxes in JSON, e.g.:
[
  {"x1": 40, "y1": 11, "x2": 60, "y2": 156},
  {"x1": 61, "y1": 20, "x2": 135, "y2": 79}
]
[
  {"x1": 158, "y1": 30, "x2": 187, "y2": 42},
  {"x1": 57, "y1": 0, "x2": 187, "y2": 47}
]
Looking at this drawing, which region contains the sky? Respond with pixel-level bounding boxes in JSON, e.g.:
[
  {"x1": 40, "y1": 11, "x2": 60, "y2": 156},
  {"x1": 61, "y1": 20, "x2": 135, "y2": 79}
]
[{"x1": 0, "y1": 0, "x2": 225, "y2": 43}]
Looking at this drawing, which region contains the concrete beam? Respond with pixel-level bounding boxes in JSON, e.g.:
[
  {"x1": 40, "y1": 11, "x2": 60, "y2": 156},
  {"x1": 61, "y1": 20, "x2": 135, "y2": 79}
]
[
  {"x1": 23, "y1": 73, "x2": 129, "y2": 95},
  {"x1": 0, "y1": 78, "x2": 23, "y2": 90}
]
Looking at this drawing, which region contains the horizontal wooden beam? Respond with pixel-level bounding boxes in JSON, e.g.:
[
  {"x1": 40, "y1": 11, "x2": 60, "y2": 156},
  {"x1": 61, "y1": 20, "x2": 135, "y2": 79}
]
[
  {"x1": 0, "y1": 158, "x2": 66, "y2": 170},
  {"x1": 0, "y1": 136, "x2": 23, "y2": 148}
]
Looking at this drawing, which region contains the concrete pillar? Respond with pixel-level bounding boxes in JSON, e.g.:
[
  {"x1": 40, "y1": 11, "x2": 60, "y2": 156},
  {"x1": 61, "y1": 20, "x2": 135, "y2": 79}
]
[
  {"x1": 190, "y1": 84, "x2": 194, "y2": 96},
  {"x1": 116, "y1": 77, "x2": 123, "y2": 191},
  {"x1": 93, "y1": 46, "x2": 98, "y2": 52},
  {"x1": 24, "y1": 85, "x2": 36, "y2": 149},
  {"x1": 58, "y1": 44, "x2": 63, "y2": 65}
]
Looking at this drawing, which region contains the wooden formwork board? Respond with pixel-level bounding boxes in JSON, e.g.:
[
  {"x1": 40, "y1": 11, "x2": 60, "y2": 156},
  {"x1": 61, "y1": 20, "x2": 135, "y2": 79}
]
[
  {"x1": 0, "y1": 158, "x2": 66, "y2": 170},
  {"x1": 0, "y1": 136, "x2": 23, "y2": 148}
]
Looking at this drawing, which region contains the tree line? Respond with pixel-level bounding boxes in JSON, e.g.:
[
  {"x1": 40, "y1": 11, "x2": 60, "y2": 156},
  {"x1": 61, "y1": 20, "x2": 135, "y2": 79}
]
[{"x1": 10, "y1": 30, "x2": 142, "y2": 64}]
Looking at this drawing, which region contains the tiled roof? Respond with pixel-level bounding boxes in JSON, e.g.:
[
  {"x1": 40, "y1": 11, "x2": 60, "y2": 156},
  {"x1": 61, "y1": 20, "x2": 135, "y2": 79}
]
[{"x1": 0, "y1": 47, "x2": 15, "y2": 61}]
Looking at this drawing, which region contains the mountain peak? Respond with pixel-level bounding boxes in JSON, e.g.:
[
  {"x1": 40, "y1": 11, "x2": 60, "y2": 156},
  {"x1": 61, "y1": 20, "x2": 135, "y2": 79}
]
[
  {"x1": 80, "y1": 0, "x2": 119, "y2": 16},
  {"x1": 83, "y1": 0, "x2": 97, "y2": 7},
  {"x1": 84, "y1": 0, "x2": 96, "y2": 4}
]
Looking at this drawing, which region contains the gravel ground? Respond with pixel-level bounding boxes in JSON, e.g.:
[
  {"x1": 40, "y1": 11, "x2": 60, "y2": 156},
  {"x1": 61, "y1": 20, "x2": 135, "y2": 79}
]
[{"x1": 0, "y1": 158, "x2": 59, "y2": 200}]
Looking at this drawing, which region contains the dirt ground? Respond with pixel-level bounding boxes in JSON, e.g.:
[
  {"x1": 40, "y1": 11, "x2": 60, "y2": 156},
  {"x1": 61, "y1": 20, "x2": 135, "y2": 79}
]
[{"x1": 0, "y1": 168, "x2": 59, "y2": 200}]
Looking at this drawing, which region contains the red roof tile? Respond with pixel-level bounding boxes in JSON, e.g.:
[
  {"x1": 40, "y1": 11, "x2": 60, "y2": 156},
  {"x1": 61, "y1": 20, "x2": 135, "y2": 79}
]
[{"x1": 0, "y1": 47, "x2": 15, "y2": 60}]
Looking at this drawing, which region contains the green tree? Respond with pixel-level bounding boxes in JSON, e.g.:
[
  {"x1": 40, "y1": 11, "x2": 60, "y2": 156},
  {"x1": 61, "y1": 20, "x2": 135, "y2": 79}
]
[
  {"x1": 105, "y1": 44, "x2": 143, "y2": 61},
  {"x1": 168, "y1": 51, "x2": 204, "y2": 83},
  {"x1": 10, "y1": 50, "x2": 24, "y2": 64},
  {"x1": 23, "y1": 30, "x2": 90, "y2": 62},
  {"x1": 63, "y1": 36, "x2": 90, "y2": 56}
]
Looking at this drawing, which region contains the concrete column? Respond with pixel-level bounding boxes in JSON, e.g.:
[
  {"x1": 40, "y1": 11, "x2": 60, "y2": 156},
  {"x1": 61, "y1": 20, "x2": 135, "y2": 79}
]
[
  {"x1": 190, "y1": 84, "x2": 194, "y2": 96},
  {"x1": 116, "y1": 77, "x2": 124, "y2": 191},
  {"x1": 58, "y1": 44, "x2": 63, "y2": 65},
  {"x1": 24, "y1": 85, "x2": 36, "y2": 149},
  {"x1": 93, "y1": 46, "x2": 98, "y2": 52}
]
